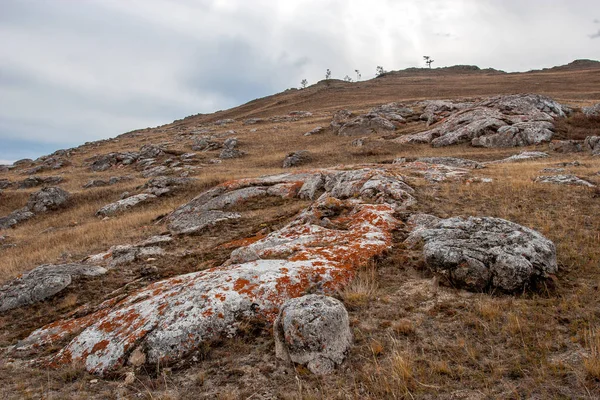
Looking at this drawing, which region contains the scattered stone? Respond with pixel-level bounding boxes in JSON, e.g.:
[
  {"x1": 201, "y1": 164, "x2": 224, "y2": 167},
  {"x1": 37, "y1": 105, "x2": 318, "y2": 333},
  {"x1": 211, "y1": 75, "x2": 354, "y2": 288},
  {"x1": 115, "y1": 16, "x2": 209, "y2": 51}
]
[
  {"x1": 549, "y1": 140, "x2": 584, "y2": 153},
  {"x1": 330, "y1": 110, "x2": 354, "y2": 133},
  {"x1": 283, "y1": 151, "x2": 312, "y2": 168},
  {"x1": 534, "y1": 175, "x2": 595, "y2": 187},
  {"x1": 243, "y1": 118, "x2": 265, "y2": 125},
  {"x1": 582, "y1": 103, "x2": 600, "y2": 117},
  {"x1": 142, "y1": 166, "x2": 170, "y2": 178},
  {"x1": 89, "y1": 152, "x2": 138, "y2": 172},
  {"x1": 304, "y1": 127, "x2": 324, "y2": 136},
  {"x1": 584, "y1": 136, "x2": 600, "y2": 155},
  {"x1": 485, "y1": 151, "x2": 549, "y2": 164},
  {"x1": 274, "y1": 295, "x2": 352, "y2": 375},
  {"x1": 540, "y1": 168, "x2": 565, "y2": 173},
  {"x1": 192, "y1": 136, "x2": 222, "y2": 151},
  {"x1": 82, "y1": 176, "x2": 132, "y2": 189},
  {"x1": 17, "y1": 176, "x2": 64, "y2": 189},
  {"x1": 219, "y1": 138, "x2": 245, "y2": 159},
  {"x1": 406, "y1": 216, "x2": 558, "y2": 292},
  {"x1": 96, "y1": 194, "x2": 156, "y2": 217},
  {"x1": 214, "y1": 119, "x2": 235, "y2": 126},
  {"x1": 414, "y1": 157, "x2": 484, "y2": 169},
  {"x1": 554, "y1": 161, "x2": 581, "y2": 167},
  {"x1": 0, "y1": 264, "x2": 107, "y2": 312},
  {"x1": 143, "y1": 176, "x2": 196, "y2": 196},
  {"x1": 0, "y1": 209, "x2": 35, "y2": 230},
  {"x1": 337, "y1": 113, "x2": 396, "y2": 136},
  {"x1": 26, "y1": 187, "x2": 70, "y2": 213},
  {"x1": 351, "y1": 137, "x2": 367, "y2": 147},
  {"x1": 0, "y1": 179, "x2": 12, "y2": 189}
]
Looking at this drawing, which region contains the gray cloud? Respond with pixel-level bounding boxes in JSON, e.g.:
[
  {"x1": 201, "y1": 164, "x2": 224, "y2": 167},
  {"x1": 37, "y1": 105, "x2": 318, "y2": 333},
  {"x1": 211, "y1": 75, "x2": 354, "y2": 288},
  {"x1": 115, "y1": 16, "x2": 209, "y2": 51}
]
[
  {"x1": 591, "y1": 30, "x2": 600, "y2": 39},
  {"x1": 0, "y1": 0, "x2": 599, "y2": 162}
]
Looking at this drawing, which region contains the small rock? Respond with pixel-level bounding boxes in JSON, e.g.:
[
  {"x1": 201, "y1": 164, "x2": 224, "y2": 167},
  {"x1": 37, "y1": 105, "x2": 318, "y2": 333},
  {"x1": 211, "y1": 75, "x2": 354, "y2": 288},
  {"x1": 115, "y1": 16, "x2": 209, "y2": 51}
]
[
  {"x1": 534, "y1": 175, "x2": 595, "y2": 187},
  {"x1": 219, "y1": 138, "x2": 245, "y2": 159},
  {"x1": 304, "y1": 127, "x2": 324, "y2": 136},
  {"x1": 485, "y1": 151, "x2": 549, "y2": 164},
  {"x1": 283, "y1": 151, "x2": 311, "y2": 168},
  {"x1": 549, "y1": 140, "x2": 584, "y2": 153},
  {"x1": 274, "y1": 295, "x2": 352, "y2": 375}
]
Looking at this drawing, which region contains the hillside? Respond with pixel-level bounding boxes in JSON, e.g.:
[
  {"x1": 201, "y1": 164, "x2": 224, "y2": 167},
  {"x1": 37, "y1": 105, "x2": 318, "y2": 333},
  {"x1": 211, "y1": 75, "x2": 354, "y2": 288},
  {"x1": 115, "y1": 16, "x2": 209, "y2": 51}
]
[{"x1": 1, "y1": 62, "x2": 600, "y2": 399}]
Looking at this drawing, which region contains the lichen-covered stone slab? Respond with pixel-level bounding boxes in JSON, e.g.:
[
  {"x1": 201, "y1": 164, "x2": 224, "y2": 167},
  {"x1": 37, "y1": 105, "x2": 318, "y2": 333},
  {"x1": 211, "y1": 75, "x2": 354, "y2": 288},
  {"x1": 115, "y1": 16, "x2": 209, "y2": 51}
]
[
  {"x1": 96, "y1": 194, "x2": 156, "y2": 217},
  {"x1": 19, "y1": 167, "x2": 412, "y2": 375},
  {"x1": 406, "y1": 216, "x2": 557, "y2": 292},
  {"x1": 534, "y1": 175, "x2": 595, "y2": 187}
]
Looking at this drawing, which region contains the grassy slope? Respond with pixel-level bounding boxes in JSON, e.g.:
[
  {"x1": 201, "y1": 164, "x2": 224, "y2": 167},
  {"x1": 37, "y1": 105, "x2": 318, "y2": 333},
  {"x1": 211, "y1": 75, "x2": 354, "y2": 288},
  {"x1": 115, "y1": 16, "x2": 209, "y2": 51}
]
[{"x1": 0, "y1": 65, "x2": 599, "y2": 399}]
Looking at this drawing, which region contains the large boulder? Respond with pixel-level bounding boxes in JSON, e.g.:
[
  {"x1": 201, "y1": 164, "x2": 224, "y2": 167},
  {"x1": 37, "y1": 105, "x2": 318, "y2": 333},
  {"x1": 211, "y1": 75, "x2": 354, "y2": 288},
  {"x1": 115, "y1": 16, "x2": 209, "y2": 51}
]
[
  {"x1": 0, "y1": 264, "x2": 107, "y2": 312},
  {"x1": 274, "y1": 295, "x2": 352, "y2": 375},
  {"x1": 26, "y1": 187, "x2": 70, "y2": 213},
  {"x1": 406, "y1": 216, "x2": 557, "y2": 292}
]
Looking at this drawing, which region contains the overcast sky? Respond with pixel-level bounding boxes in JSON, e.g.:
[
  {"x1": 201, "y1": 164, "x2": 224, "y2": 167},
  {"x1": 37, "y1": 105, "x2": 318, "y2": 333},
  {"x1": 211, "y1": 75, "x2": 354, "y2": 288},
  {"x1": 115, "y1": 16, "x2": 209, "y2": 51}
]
[{"x1": 0, "y1": 0, "x2": 598, "y2": 164}]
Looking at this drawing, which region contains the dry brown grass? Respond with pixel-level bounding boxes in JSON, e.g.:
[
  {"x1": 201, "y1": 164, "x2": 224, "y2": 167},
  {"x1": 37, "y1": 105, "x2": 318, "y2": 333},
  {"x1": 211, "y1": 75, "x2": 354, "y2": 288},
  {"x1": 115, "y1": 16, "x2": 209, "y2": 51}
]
[{"x1": 1, "y1": 65, "x2": 600, "y2": 399}]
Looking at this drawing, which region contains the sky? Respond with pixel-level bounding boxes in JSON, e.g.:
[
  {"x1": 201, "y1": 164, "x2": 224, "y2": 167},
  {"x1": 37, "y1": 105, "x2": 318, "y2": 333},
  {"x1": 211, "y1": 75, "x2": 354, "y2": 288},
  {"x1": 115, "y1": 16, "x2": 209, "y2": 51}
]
[{"x1": 0, "y1": 0, "x2": 599, "y2": 164}]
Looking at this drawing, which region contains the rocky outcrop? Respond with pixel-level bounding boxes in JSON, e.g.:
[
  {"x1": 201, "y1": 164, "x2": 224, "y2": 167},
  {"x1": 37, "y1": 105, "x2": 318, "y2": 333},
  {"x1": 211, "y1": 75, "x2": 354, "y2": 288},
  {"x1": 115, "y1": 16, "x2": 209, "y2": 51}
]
[
  {"x1": 0, "y1": 208, "x2": 35, "y2": 230},
  {"x1": 485, "y1": 151, "x2": 549, "y2": 164},
  {"x1": 413, "y1": 157, "x2": 484, "y2": 169},
  {"x1": 18, "y1": 166, "x2": 414, "y2": 375},
  {"x1": 396, "y1": 94, "x2": 569, "y2": 148},
  {"x1": 419, "y1": 99, "x2": 473, "y2": 126},
  {"x1": 17, "y1": 176, "x2": 64, "y2": 189},
  {"x1": 143, "y1": 176, "x2": 196, "y2": 196},
  {"x1": 27, "y1": 187, "x2": 70, "y2": 213},
  {"x1": 304, "y1": 127, "x2": 324, "y2": 136},
  {"x1": 338, "y1": 114, "x2": 396, "y2": 136},
  {"x1": 83, "y1": 176, "x2": 132, "y2": 189},
  {"x1": 330, "y1": 110, "x2": 354, "y2": 133},
  {"x1": 168, "y1": 210, "x2": 241, "y2": 235},
  {"x1": 274, "y1": 295, "x2": 352, "y2": 375},
  {"x1": 582, "y1": 103, "x2": 600, "y2": 117},
  {"x1": 283, "y1": 151, "x2": 312, "y2": 168},
  {"x1": 406, "y1": 216, "x2": 557, "y2": 292},
  {"x1": 89, "y1": 152, "x2": 138, "y2": 172},
  {"x1": 219, "y1": 138, "x2": 245, "y2": 159},
  {"x1": 549, "y1": 140, "x2": 584, "y2": 153},
  {"x1": 0, "y1": 264, "x2": 107, "y2": 312},
  {"x1": 191, "y1": 136, "x2": 222, "y2": 151},
  {"x1": 584, "y1": 136, "x2": 600, "y2": 155},
  {"x1": 534, "y1": 175, "x2": 595, "y2": 187},
  {"x1": 0, "y1": 179, "x2": 12, "y2": 189},
  {"x1": 96, "y1": 193, "x2": 156, "y2": 217}
]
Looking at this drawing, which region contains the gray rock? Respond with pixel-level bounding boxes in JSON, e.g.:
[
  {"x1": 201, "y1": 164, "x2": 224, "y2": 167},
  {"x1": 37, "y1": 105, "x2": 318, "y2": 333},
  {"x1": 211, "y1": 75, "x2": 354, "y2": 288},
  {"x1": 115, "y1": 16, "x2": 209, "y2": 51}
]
[
  {"x1": 414, "y1": 157, "x2": 484, "y2": 169},
  {"x1": 13, "y1": 159, "x2": 33, "y2": 167},
  {"x1": 406, "y1": 216, "x2": 557, "y2": 292},
  {"x1": 534, "y1": 175, "x2": 595, "y2": 187},
  {"x1": 191, "y1": 136, "x2": 222, "y2": 151},
  {"x1": 18, "y1": 176, "x2": 63, "y2": 189},
  {"x1": 304, "y1": 127, "x2": 324, "y2": 136},
  {"x1": 274, "y1": 295, "x2": 352, "y2": 375},
  {"x1": 485, "y1": 151, "x2": 549, "y2": 165},
  {"x1": 0, "y1": 208, "x2": 35, "y2": 230},
  {"x1": 143, "y1": 176, "x2": 195, "y2": 196},
  {"x1": 540, "y1": 168, "x2": 565, "y2": 173},
  {"x1": 82, "y1": 176, "x2": 132, "y2": 189},
  {"x1": 219, "y1": 138, "x2": 245, "y2": 159},
  {"x1": 582, "y1": 103, "x2": 600, "y2": 117},
  {"x1": 584, "y1": 136, "x2": 600, "y2": 155},
  {"x1": 400, "y1": 95, "x2": 568, "y2": 147},
  {"x1": 351, "y1": 137, "x2": 367, "y2": 147},
  {"x1": 96, "y1": 193, "x2": 156, "y2": 217},
  {"x1": 0, "y1": 179, "x2": 12, "y2": 189},
  {"x1": 283, "y1": 151, "x2": 312, "y2": 168},
  {"x1": 0, "y1": 263, "x2": 107, "y2": 312},
  {"x1": 142, "y1": 166, "x2": 170, "y2": 178},
  {"x1": 139, "y1": 144, "x2": 164, "y2": 159},
  {"x1": 549, "y1": 140, "x2": 584, "y2": 153},
  {"x1": 338, "y1": 114, "x2": 396, "y2": 136},
  {"x1": 26, "y1": 187, "x2": 70, "y2": 213},
  {"x1": 168, "y1": 210, "x2": 241, "y2": 235},
  {"x1": 213, "y1": 118, "x2": 235, "y2": 126},
  {"x1": 243, "y1": 118, "x2": 265, "y2": 125}
]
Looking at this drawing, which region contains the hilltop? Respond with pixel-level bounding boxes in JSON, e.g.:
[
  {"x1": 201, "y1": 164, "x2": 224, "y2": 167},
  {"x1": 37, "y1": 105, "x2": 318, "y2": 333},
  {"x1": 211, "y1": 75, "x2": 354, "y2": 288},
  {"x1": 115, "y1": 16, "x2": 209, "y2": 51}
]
[{"x1": 0, "y1": 61, "x2": 600, "y2": 399}]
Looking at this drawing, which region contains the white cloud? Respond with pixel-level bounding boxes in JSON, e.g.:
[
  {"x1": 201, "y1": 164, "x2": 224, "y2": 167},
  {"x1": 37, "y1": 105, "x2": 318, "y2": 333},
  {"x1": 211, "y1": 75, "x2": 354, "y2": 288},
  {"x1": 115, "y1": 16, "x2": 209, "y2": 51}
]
[{"x1": 0, "y1": 0, "x2": 598, "y2": 160}]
